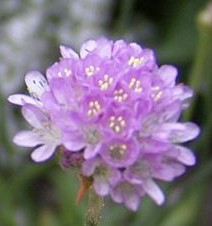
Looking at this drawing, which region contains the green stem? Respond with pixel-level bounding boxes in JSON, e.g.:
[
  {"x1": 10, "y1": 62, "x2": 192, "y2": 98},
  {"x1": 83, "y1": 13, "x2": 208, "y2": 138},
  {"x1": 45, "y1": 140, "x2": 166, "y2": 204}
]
[
  {"x1": 113, "y1": 0, "x2": 136, "y2": 35},
  {"x1": 85, "y1": 187, "x2": 104, "y2": 226},
  {"x1": 184, "y1": 2, "x2": 212, "y2": 121}
]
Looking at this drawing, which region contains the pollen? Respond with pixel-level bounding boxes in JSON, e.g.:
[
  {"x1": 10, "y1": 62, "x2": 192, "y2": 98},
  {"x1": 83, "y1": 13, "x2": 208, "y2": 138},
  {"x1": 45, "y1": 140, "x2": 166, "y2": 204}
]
[
  {"x1": 114, "y1": 89, "x2": 128, "y2": 102},
  {"x1": 128, "y1": 56, "x2": 144, "y2": 67},
  {"x1": 87, "y1": 100, "x2": 101, "y2": 117},
  {"x1": 98, "y1": 74, "x2": 113, "y2": 90},
  {"x1": 109, "y1": 115, "x2": 126, "y2": 133},
  {"x1": 151, "y1": 86, "x2": 163, "y2": 101},
  {"x1": 85, "y1": 65, "x2": 99, "y2": 77},
  {"x1": 58, "y1": 68, "x2": 72, "y2": 77},
  {"x1": 129, "y1": 77, "x2": 143, "y2": 93}
]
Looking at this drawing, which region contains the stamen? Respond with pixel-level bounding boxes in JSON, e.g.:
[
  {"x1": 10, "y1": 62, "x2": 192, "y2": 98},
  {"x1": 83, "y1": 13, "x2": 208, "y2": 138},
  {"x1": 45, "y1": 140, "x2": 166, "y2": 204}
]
[
  {"x1": 114, "y1": 89, "x2": 128, "y2": 102},
  {"x1": 85, "y1": 66, "x2": 99, "y2": 77},
  {"x1": 151, "y1": 86, "x2": 163, "y2": 101},
  {"x1": 87, "y1": 100, "x2": 101, "y2": 117},
  {"x1": 128, "y1": 56, "x2": 144, "y2": 67},
  {"x1": 109, "y1": 115, "x2": 126, "y2": 133},
  {"x1": 129, "y1": 77, "x2": 143, "y2": 93},
  {"x1": 98, "y1": 74, "x2": 113, "y2": 90}
]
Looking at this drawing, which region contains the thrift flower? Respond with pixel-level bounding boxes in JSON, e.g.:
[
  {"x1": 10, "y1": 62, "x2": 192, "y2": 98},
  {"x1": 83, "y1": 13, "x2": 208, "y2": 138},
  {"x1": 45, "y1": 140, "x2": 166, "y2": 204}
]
[
  {"x1": 13, "y1": 104, "x2": 61, "y2": 162},
  {"x1": 9, "y1": 37, "x2": 200, "y2": 211}
]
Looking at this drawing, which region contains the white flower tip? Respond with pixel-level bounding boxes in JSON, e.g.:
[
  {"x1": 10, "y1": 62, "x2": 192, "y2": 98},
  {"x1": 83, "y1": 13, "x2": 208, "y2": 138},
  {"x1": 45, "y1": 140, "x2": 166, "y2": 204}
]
[
  {"x1": 175, "y1": 146, "x2": 196, "y2": 166},
  {"x1": 143, "y1": 179, "x2": 165, "y2": 205},
  {"x1": 13, "y1": 134, "x2": 22, "y2": 146},
  {"x1": 31, "y1": 145, "x2": 55, "y2": 162},
  {"x1": 158, "y1": 65, "x2": 178, "y2": 87},
  {"x1": 80, "y1": 39, "x2": 97, "y2": 58},
  {"x1": 8, "y1": 94, "x2": 25, "y2": 105},
  {"x1": 60, "y1": 45, "x2": 79, "y2": 59},
  {"x1": 25, "y1": 71, "x2": 48, "y2": 99},
  {"x1": 8, "y1": 95, "x2": 17, "y2": 104}
]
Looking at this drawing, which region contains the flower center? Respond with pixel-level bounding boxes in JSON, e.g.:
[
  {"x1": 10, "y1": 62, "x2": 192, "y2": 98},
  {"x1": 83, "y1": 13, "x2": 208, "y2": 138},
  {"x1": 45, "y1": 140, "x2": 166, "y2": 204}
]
[
  {"x1": 94, "y1": 164, "x2": 108, "y2": 178},
  {"x1": 109, "y1": 143, "x2": 127, "y2": 159},
  {"x1": 85, "y1": 65, "x2": 99, "y2": 77},
  {"x1": 128, "y1": 56, "x2": 144, "y2": 67},
  {"x1": 131, "y1": 161, "x2": 152, "y2": 178},
  {"x1": 87, "y1": 101, "x2": 101, "y2": 117},
  {"x1": 98, "y1": 74, "x2": 113, "y2": 90},
  {"x1": 113, "y1": 89, "x2": 128, "y2": 102},
  {"x1": 85, "y1": 128, "x2": 101, "y2": 145},
  {"x1": 129, "y1": 77, "x2": 143, "y2": 93},
  {"x1": 36, "y1": 123, "x2": 61, "y2": 145},
  {"x1": 151, "y1": 86, "x2": 163, "y2": 101},
  {"x1": 109, "y1": 116, "x2": 126, "y2": 133}
]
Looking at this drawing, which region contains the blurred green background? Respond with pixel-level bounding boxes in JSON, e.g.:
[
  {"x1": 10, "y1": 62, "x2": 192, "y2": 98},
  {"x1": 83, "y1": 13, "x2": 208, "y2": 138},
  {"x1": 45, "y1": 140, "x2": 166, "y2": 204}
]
[{"x1": 0, "y1": 0, "x2": 212, "y2": 225}]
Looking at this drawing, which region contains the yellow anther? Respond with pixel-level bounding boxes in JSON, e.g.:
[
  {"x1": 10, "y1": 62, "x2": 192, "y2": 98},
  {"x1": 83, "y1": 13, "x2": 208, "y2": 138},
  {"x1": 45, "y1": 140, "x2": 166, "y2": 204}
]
[
  {"x1": 87, "y1": 100, "x2": 101, "y2": 117},
  {"x1": 114, "y1": 89, "x2": 128, "y2": 102},
  {"x1": 129, "y1": 77, "x2": 143, "y2": 93},
  {"x1": 151, "y1": 86, "x2": 163, "y2": 101},
  {"x1": 109, "y1": 115, "x2": 126, "y2": 133},
  {"x1": 151, "y1": 86, "x2": 160, "y2": 91},
  {"x1": 128, "y1": 56, "x2": 144, "y2": 67},
  {"x1": 98, "y1": 74, "x2": 113, "y2": 90},
  {"x1": 154, "y1": 91, "x2": 163, "y2": 101},
  {"x1": 85, "y1": 66, "x2": 99, "y2": 77}
]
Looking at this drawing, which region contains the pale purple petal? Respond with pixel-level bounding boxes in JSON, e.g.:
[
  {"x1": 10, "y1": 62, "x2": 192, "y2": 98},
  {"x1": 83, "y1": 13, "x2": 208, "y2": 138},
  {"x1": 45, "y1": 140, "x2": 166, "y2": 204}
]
[
  {"x1": 142, "y1": 179, "x2": 165, "y2": 205},
  {"x1": 158, "y1": 65, "x2": 177, "y2": 87},
  {"x1": 60, "y1": 45, "x2": 79, "y2": 59},
  {"x1": 153, "y1": 163, "x2": 185, "y2": 181},
  {"x1": 8, "y1": 94, "x2": 37, "y2": 106},
  {"x1": 22, "y1": 105, "x2": 48, "y2": 128},
  {"x1": 80, "y1": 39, "x2": 97, "y2": 58},
  {"x1": 173, "y1": 145, "x2": 196, "y2": 166},
  {"x1": 25, "y1": 71, "x2": 48, "y2": 99},
  {"x1": 110, "y1": 181, "x2": 141, "y2": 211},
  {"x1": 13, "y1": 130, "x2": 42, "y2": 147},
  {"x1": 63, "y1": 140, "x2": 85, "y2": 152},
  {"x1": 84, "y1": 143, "x2": 102, "y2": 159},
  {"x1": 154, "y1": 122, "x2": 200, "y2": 143},
  {"x1": 94, "y1": 178, "x2": 110, "y2": 196},
  {"x1": 31, "y1": 145, "x2": 56, "y2": 162},
  {"x1": 82, "y1": 158, "x2": 98, "y2": 176},
  {"x1": 124, "y1": 192, "x2": 140, "y2": 211}
]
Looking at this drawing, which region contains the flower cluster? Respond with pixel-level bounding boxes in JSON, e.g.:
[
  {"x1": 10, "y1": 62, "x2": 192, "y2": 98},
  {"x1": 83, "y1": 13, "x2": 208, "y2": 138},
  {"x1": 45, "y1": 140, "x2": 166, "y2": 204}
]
[{"x1": 9, "y1": 38, "x2": 200, "y2": 211}]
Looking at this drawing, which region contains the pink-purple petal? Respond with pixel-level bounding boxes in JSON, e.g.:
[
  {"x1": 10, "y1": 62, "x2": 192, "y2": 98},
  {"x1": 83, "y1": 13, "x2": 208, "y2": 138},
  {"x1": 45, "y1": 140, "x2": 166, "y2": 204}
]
[
  {"x1": 13, "y1": 131, "x2": 42, "y2": 147},
  {"x1": 31, "y1": 145, "x2": 56, "y2": 162},
  {"x1": 60, "y1": 45, "x2": 79, "y2": 59},
  {"x1": 8, "y1": 94, "x2": 38, "y2": 106},
  {"x1": 94, "y1": 178, "x2": 110, "y2": 196},
  {"x1": 173, "y1": 145, "x2": 196, "y2": 166},
  {"x1": 21, "y1": 105, "x2": 48, "y2": 128},
  {"x1": 142, "y1": 179, "x2": 165, "y2": 205}
]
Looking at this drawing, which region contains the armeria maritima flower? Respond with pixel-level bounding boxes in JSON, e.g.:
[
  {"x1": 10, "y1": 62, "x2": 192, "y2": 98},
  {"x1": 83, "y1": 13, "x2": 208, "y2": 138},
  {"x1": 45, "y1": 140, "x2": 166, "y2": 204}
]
[{"x1": 9, "y1": 38, "x2": 200, "y2": 211}]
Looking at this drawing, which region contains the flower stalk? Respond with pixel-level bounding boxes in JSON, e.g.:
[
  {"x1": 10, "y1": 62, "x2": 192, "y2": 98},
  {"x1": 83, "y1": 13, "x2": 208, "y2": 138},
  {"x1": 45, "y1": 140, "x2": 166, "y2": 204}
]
[
  {"x1": 85, "y1": 187, "x2": 104, "y2": 226},
  {"x1": 184, "y1": 1, "x2": 212, "y2": 120}
]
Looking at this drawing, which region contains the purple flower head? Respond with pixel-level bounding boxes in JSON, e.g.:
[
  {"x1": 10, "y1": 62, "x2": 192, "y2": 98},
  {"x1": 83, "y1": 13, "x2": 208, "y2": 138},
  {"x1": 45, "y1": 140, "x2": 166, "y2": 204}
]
[{"x1": 9, "y1": 38, "x2": 200, "y2": 211}]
